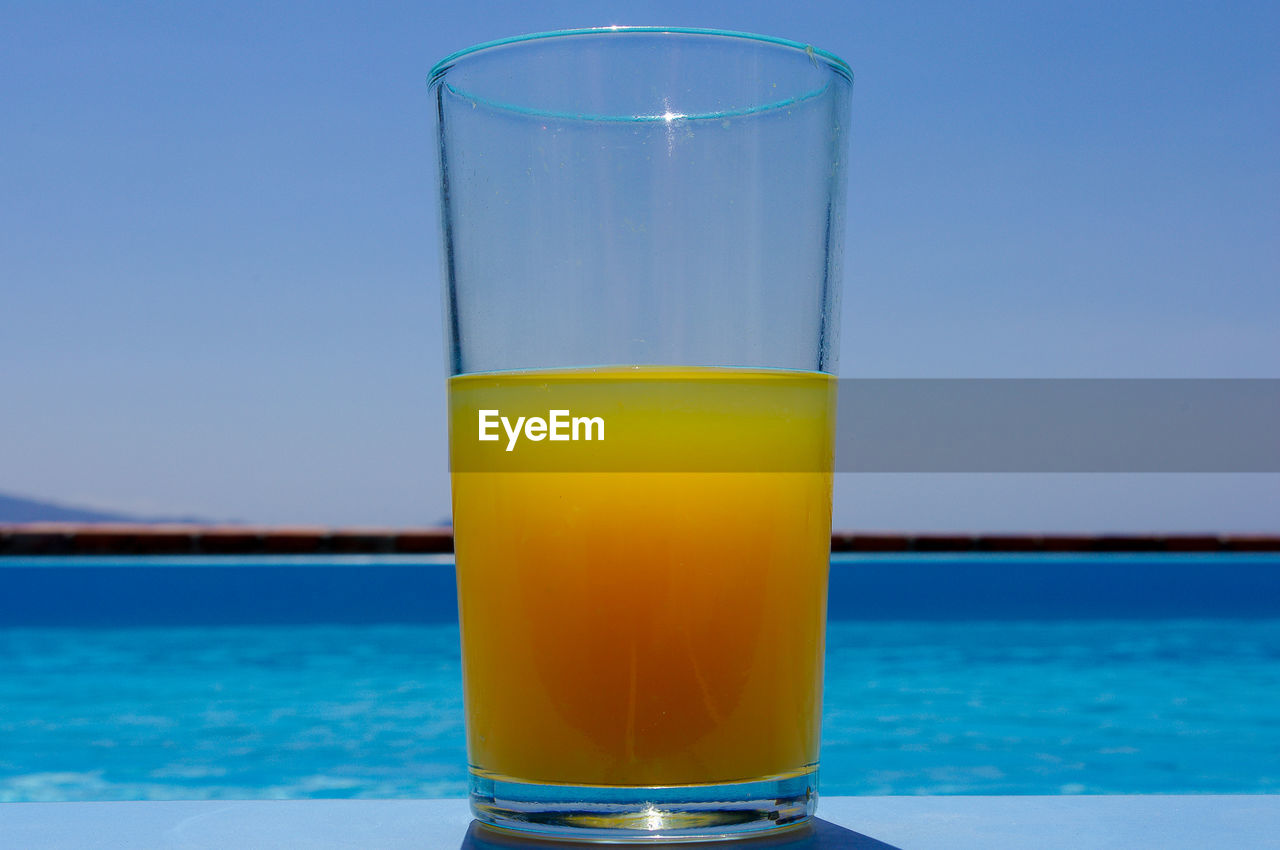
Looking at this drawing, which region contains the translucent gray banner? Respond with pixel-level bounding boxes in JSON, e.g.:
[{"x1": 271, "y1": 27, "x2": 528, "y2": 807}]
[
  {"x1": 836, "y1": 379, "x2": 1279, "y2": 472},
  {"x1": 448, "y1": 378, "x2": 1279, "y2": 472}
]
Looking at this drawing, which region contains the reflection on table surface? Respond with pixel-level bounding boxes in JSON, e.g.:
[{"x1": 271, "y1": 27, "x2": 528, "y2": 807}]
[{"x1": 459, "y1": 818, "x2": 903, "y2": 850}]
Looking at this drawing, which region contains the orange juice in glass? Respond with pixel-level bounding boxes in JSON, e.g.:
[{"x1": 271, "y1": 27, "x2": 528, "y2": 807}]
[{"x1": 432, "y1": 28, "x2": 850, "y2": 841}]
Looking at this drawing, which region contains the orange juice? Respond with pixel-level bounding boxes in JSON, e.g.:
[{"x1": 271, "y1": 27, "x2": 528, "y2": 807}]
[{"x1": 449, "y1": 367, "x2": 834, "y2": 787}]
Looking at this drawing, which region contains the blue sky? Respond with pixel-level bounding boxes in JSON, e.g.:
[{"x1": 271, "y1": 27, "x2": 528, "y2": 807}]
[{"x1": 2, "y1": 1, "x2": 1276, "y2": 530}]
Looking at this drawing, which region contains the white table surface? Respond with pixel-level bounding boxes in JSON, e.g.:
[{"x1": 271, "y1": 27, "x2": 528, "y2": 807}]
[{"x1": 3, "y1": 796, "x2": 1278, "y2": 849}]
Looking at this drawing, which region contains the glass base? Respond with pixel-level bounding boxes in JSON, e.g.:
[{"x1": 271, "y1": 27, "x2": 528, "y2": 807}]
[{"x1": 468, "y1": 767, "x2": 817, "y2": 842}]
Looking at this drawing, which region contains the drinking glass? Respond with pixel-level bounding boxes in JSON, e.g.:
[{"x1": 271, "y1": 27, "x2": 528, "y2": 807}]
[{"x1": 430, "y1": 27, "x2": 851, "y2": 840}]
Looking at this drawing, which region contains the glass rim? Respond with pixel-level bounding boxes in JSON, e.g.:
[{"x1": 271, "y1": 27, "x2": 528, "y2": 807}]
[{"x1": 428, "y1": 26, "x2": 852, "y2": 123}]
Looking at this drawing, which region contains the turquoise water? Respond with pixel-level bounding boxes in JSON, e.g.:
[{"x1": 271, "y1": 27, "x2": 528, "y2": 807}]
[{"x1": 2, "y1": 618, "x2": 1277, "y2": 801}]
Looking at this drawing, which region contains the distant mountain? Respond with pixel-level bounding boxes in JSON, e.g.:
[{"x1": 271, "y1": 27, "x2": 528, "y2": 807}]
[{"x1": 0, "y1": 492, "x2": 206, "y2": 524}]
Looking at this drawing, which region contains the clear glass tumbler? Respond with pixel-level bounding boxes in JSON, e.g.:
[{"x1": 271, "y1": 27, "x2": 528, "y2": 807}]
[{"x1": 430, "y1": 27, "x2": 851, "y2": 841}]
